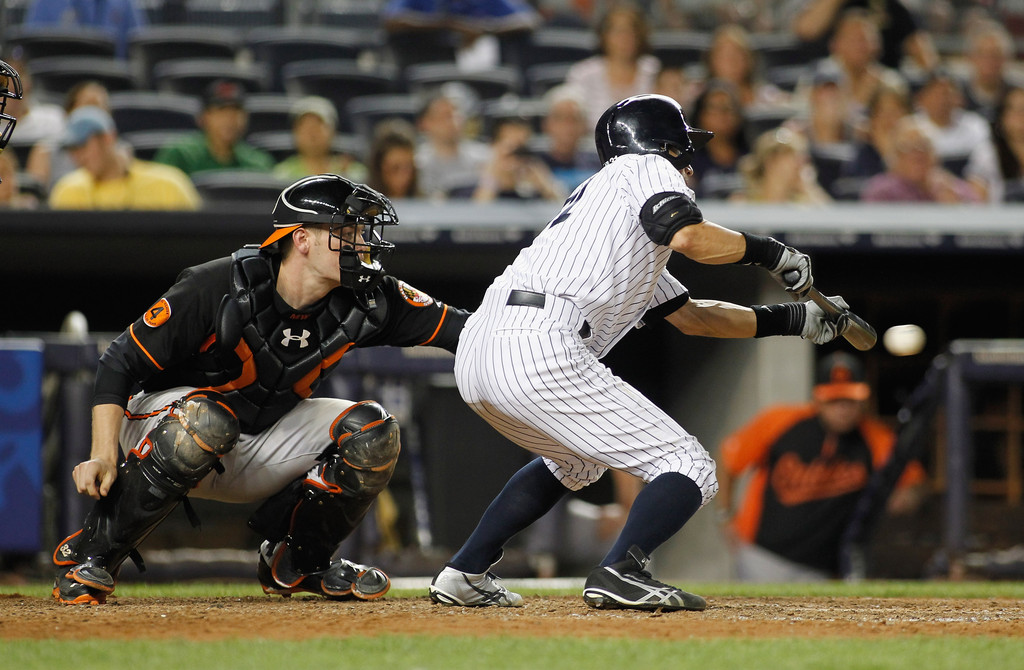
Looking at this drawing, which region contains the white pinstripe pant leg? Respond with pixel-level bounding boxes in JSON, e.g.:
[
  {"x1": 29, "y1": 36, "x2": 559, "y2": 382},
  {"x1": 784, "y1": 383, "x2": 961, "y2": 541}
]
[{"x1": 455, "y1": 285, "x2": 718, "y2": 507}]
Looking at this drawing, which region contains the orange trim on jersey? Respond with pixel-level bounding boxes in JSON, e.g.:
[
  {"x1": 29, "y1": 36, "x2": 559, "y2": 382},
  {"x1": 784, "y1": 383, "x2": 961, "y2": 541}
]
[
  {"x1": 211, "y1": 339, "x2": 257, "y2": 392},
  {"x1": 292, "y1": 342, "x2": 355, "y2": 399},
  {"x1": 128, "y1": 323, "x2": 164, "y2": 371},
  {"x1": 199, "y1": 333, "x2": 217, "y2": 353},
  {"x1": 418, "y1": 304, "x2": 448, "y2": 346}
]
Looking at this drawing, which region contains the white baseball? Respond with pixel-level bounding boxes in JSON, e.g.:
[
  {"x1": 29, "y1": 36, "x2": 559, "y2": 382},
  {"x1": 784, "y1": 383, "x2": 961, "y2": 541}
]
[{"x1": 883, "y1": 324, "x2": 926, "y2": 356}]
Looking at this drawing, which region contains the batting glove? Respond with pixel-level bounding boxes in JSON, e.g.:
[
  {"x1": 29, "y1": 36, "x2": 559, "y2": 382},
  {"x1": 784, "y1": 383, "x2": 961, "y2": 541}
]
[
  {"x1": 802, "y1": 297, "x2": 848, "y2": 344},
  {"x1": 769, "y1": 246, "x2": 813, "y2": 296}
]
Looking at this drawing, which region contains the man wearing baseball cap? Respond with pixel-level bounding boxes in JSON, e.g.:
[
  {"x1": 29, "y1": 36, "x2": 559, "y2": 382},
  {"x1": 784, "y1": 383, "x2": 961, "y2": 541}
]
[
  {"x1": 49, "y1": 105, "x2": 201, "y2": 210},
  {"x1": 153, "y1": 79, "x2": 274, "y2": 177},
  {"x1": 717, "y1": 352, "x2": 927, "y2": 581}
]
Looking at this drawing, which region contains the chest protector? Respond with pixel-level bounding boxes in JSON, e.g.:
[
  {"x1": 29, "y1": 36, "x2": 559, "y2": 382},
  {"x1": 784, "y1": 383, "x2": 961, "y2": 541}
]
[{"x1": 209, "y1": 247, "x2": 388, "y2": 433}]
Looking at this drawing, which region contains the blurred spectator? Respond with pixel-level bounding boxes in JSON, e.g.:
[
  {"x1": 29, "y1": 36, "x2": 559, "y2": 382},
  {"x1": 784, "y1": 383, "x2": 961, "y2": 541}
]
[
  {"x1": 653, "y1": 65, "x2": 700, "y2": 115},
  {"x1": 367, "y1": 118, "x2": 421, "y2": 199},
  {"x1": 960, "y1": 19, "x2": 1019, "y2": 123},
  {"x1": 802, "y1": 70, "x2": 853, "y2": 145},
  {"x1": 415, "y1": 90, "x2": 491, "y2": 199},
  {"x1": 685, "y1": 79, "x2": 749, "y2": 199},
  {"x1": 24, "y1": 0, "x2": 148, "y2": 60},
  {"x1": 704, "y1": 23, "x2": 790, "y2": 109},
  {"x1": 272, "y1": 96, "x2": 367, "y2": 183},
  {"x1": 860, "y1": 116, "x2": 982, "y2": 202},
  {"x1": 789, "y1": 0, "x2": 939, "y2": 71},
  {"x1": 564, "y1": 3, "x2": 661, "y2": 128},
  {"x1": 734, "y1": 126, "x2": 831, "y2": 204},
  {"x1": 153, "y1": 80, "x2": 274, "y2": 178},
  {"x1": 718, "y1": 352, "x2": 928, "y2": 582},
  {"x1": 472, "y1": 114, "x2": 565, "y2": 202},
  {"x1": 0, "y1": 151, "x2": 40, "y2": 209},
  {"x1": 912, "y1": 68, "x2": 999, "y2": 199},
  {"x1": 843, "y1": 83, "x2": 912, "y2": 180},
  {"x1": 25, "y1": 79, "x2": 114, "y2": 194},
  {"x1": 0, "y1": 53, "x2": 65, "y2": 147},
  {"x1": 536, "y1": 84, "x2": 601, "y2": 193},
  {"x1": 48, "y1": 106, "x2": 201, "y2": 210},
  {"x1": 801, "y1": 9, "x2": 908, "y2": 131},
  {"x1": 990, "y1": 86, "x2": 1024, "y2": 202},
  {"x1": 383, "y1": 0, "x2": 539, "y2": 34}
]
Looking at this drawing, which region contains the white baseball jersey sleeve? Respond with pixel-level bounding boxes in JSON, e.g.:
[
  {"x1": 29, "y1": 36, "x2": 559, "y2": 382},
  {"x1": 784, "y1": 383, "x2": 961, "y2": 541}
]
[{"x1": 455, "y1": 153, "x2": 718, "y2": 504}]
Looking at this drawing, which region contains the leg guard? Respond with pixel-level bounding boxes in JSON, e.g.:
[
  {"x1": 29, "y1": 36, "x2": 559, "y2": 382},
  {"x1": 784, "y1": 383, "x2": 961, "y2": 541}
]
[
  {"x1": 249, "y1": 400, "x2": 400, "y2": 600},
  {"x1": 53, "y1": 391, "x2": 238, "y2": 604}
]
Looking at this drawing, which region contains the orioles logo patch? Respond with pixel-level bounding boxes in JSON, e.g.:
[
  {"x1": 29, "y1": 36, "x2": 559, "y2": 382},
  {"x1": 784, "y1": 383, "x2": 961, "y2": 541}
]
[
  {"x1": 398, "y1": 281, "x2": 434, "y2": 307},
  {"x1": 144, "y1": 298, "x2": 172, "y2": 328}
]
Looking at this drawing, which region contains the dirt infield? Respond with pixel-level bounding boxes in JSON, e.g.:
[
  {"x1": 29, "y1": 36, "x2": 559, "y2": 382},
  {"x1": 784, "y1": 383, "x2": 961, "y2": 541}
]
[{"x1": 3, "y1": 593, "x2": 1023, "y2": 640}]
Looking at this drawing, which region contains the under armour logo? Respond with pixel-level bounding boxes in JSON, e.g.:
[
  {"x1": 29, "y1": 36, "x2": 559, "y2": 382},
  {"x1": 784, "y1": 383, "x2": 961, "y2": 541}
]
[
  {"x1": 359, "y1": 275, "x2": 371, "y2": 283},
  {"x1": 281, "y1": 328, "x2": 311, "y2": 348}
]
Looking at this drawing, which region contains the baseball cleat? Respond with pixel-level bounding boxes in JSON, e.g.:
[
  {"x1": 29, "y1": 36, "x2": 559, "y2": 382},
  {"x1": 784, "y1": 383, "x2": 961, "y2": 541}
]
[
  {"x1": 257, "y1": 541, "x2": 391, "y2": 601},
  {"x1": 52, "y1": 564, "x2": 114, "y2": 606},
  {"x1": 583, "y1": 545, "x2": 706, "y2": 612},
  {"x1": 429, "y1": 564, "x2": 524, "y2": 607}
]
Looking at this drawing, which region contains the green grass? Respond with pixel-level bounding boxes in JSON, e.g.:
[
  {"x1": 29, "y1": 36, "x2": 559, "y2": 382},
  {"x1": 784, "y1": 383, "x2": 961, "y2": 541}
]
[{"x1": 5, "y1": 637, "x2": 1023, "y2": 670}]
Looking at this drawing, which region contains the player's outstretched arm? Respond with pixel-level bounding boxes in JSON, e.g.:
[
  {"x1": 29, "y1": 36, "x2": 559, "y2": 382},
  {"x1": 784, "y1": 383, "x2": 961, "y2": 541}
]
[
  {"x1": 72, "y1": 404, "x2": 124, "y2": 500},
  {"x1": 666, "y1": 297, "x2": 843, "y2": 344}
]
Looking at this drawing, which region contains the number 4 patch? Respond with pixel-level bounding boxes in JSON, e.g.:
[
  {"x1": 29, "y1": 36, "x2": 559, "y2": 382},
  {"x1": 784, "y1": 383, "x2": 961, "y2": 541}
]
[{"x1": 143, "y1": 298, "x2": 172, "y2": 328}]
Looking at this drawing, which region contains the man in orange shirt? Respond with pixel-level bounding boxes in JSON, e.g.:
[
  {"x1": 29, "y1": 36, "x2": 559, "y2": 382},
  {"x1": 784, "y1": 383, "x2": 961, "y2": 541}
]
[{"x1": 718, "y1": 352, "x2": 926, "y2": 581}]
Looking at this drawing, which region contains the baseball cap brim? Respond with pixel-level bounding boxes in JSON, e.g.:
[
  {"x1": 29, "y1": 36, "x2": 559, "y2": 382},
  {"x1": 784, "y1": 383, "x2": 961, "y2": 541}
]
[
  {"x1": 260, "y1": 224, "x2": 303, "y2": 248},
  {"x1": 813, "y1": 382, "x2": 870, "y2": 402}
]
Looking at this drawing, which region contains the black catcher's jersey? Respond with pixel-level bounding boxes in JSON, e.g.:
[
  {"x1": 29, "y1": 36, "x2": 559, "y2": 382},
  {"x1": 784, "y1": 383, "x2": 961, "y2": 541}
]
[{"x1": 96, "y1": 247, "x2": 469, "y2": 433}]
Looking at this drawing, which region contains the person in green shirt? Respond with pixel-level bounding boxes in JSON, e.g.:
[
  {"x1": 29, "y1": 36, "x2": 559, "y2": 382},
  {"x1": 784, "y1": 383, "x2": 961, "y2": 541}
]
[
  {"x1": 154, "y1": 79, "x2": 274, "y2": 176},
  {"x1": 273, "y1": 95, "x2": 367, "y2": 182}
]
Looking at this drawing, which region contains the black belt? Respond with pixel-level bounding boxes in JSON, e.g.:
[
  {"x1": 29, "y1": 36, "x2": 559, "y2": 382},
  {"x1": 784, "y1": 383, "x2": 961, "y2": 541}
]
[{"x1": 506, "y1": 290, "x2": 591, "y2": 338}]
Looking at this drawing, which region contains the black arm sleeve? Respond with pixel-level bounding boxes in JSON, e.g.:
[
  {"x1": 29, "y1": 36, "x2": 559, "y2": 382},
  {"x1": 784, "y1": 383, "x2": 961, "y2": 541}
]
[
  {"x1": 92, "y1": 359, "x2": 139, "y2": 408},
  {"x1": 641, "y1": 291, "x2": 691, "y2": 325},
  {"x1": 639, "y1": 191, "x2": 703, "y2": 246}
]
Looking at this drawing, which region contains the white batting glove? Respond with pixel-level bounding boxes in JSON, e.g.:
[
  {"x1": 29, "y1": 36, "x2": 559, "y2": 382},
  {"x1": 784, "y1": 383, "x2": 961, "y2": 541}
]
[
  {"x1": 769, "y1": 246, "x2": 813, "y2": 296},
  {"x1": 801, "y1": 297, "x2": 848, "y2": 344}
]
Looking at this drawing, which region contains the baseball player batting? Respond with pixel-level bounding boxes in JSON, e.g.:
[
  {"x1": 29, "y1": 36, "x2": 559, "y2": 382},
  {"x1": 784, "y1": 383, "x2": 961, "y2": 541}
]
[{"x1": 429, "y1": 94, "x2": 847, "y2": 611}]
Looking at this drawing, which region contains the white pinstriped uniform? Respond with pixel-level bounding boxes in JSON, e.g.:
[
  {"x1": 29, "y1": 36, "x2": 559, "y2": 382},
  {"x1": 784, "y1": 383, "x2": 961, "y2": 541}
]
[{"x1": 455, "y1": 153, "x2": 718, "y2": 506}]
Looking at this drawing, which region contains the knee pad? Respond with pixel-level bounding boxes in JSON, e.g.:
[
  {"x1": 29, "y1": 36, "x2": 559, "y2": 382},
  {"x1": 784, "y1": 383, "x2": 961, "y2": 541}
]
[
  {"x1": 315, "y1": 400, "x2": 400, "y2": 499},
  {"x1": 136, "y1": 390, "x2": 240, "y2": 490}
]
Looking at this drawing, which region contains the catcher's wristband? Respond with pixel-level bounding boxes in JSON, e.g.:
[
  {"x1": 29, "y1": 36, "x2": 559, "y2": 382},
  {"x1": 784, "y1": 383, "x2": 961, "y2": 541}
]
[
  {"x1": 751, "y1": 302, "x2": 804, "y2": 337},
  {"x1": 738, "y1": 232, "x2": 785, "y2": 268}
]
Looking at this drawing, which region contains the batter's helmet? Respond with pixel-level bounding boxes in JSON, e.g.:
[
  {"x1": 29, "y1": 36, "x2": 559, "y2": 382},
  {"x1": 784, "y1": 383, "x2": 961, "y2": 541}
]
[
  {"x1": 263, "y1": 174, "x2": 397, "y2": 292},
  {"x1": 0, "y1": 59, "x2": 24, "y2": 178},
  {"x1": 595, "y1": 94, "x2": 712, "y2": 170}
]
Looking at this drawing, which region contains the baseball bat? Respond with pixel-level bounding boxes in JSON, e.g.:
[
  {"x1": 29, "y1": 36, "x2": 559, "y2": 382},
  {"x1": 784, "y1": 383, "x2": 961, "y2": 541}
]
[{"x1": 783, "y1": 270, "x2": 877, "y2": 351}]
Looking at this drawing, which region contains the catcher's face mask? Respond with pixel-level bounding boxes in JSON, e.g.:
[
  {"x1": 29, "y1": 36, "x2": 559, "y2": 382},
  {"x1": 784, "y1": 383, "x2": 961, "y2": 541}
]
[
  {"x1": 328, "y1": 188, "x2": 397, "y2": 292},
  {"x1": 0, "y1": 60, "x2": 24, "y2": 179}
]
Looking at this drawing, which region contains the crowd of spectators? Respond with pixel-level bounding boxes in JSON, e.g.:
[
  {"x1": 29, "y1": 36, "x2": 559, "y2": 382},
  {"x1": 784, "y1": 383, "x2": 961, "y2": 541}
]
[{"x1": 2, "y1": 0, "x2": 1024, "y2": 212}]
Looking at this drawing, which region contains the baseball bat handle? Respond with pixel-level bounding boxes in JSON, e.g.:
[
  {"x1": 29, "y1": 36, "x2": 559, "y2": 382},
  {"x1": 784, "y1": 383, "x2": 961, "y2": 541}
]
[{"x1": 781, "y1": 271, "x2": 877, "y2": 351}]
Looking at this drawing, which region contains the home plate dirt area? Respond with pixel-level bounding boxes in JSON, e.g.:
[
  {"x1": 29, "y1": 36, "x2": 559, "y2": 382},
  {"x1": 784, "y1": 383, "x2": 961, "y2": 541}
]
[{"x1": 3, "y1": 593, "x2": 1023, "y2": 640}]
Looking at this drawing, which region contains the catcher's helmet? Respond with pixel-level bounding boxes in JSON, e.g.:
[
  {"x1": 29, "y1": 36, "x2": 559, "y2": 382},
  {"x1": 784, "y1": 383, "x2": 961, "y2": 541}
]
[
  {"x1": 263, "y1": 174, "x2": 398, "y2": 292},
  {"x1": 0, "y1": 59, "x2": 24, "y2": 171},
  {"x1": 595, "y1": 94, "x2": 713, "y2": 170}
]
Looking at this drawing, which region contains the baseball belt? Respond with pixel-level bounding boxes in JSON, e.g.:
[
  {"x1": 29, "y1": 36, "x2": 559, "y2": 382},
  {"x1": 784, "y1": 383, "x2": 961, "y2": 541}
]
[{"x1": 506, "y1": 290, "x2": 591, "y2": 339}]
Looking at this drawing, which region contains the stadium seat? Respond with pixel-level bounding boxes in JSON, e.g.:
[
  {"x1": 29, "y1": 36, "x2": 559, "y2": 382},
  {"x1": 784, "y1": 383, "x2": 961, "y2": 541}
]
[
  {"x1": 190, "y1": 170, "x2": 292, "y2": 207},
  {"x1": 128, "y1": 26, "x2": 243, "y2": 90},
  {"x1": 4, "y1": 26, "x2": 117, "y2": 60},
  {"x1": 313, "y1": 0, "x2": 383, "y2": 29},
  {"x1": 345, "y1": 93, "x2": 424, "y2": 140},
  {"x1": 809, "y1": 143, "x2": 857, "y2": 197},
  {"x1": 743, "y1": 105, "x2": 799, "y2": 145},
  {"x1": 244, "y1": 26, "x2": 382, "y2": 93},
  {"x1": 109, "y1": 91, "x2": 201, "y2": 133},
  {"x1": 479, "y1": 97, "x2": 548, "y2": 136},
  {"x1": 525, "y1": 62, "x2": 573, "y2": 98},
  {"x1": 153, "y1": 58, "x2": 268, "y2": 95},
  {"x1": 122, "y1": 129, "x2": 195, "y2": 161},
  {"x1": 404, "y1": 63, "x2": 522, "y2": 100},
  {"x1": 511, "y1": 27, "x2": 596, "y2": 71},
  {"x1": 28, "y1": 56, "x2": 138, "y2": 96},
  {"x1": 281, "y1": 60, "x2": 398, "y2": 120},
  {"x1": 384, "y1": 28, "x2": 460, "y2": 72},
  {"x1": 246, "y1": 130, "x2": 367, "y2": 163},
  {"x1": 244, "y1": 93, "x2": 298, "y2": 136},
  {"x1": 650, "y1": 31, "x2": 712, "y2": 69},
  {"x1": 184, "y1": 0, "x2": 284, "y2": 28},
  {"x1": 748, "y1": 32, "x2": 821, "y2": 69}
]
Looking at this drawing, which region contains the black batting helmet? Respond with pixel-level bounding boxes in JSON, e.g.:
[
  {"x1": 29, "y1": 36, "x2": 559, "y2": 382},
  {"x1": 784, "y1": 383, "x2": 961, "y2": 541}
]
[
  {"x1": 0, "y1": 59, "x2": 24, "y2": 174},
  {"x1": 263, "y1": 174, "x2": 398, "y2": 292},
  {"x1": 595, "y1": 94, "x2": 713, "y2": 170}
]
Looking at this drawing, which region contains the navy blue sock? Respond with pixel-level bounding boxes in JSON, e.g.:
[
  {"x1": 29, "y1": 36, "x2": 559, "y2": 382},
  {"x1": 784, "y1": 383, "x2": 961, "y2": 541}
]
[
  {"x1": 449, "y1": 458, "x2": 569, "y2": 574},
  {"x1": 601, "y1": 472, "x2": 703, "y2": 566}
]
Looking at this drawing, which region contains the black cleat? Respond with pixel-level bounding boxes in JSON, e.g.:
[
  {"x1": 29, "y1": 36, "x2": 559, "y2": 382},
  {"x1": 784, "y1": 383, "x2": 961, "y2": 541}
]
[{"x1": 583, "y1": 545, "x2": 706, "y2": 611}]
